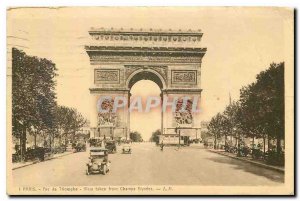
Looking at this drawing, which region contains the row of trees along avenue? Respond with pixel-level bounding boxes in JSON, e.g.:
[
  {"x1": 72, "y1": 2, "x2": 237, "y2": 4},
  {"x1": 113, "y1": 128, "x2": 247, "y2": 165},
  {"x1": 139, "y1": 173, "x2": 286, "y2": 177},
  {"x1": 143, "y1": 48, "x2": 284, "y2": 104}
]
[
  {"x1": 207, "y1": 63, "x2": 284, "y2": 166},
  {"x1": 12, "y1": 48, "x2": 88, "y2": 162}
]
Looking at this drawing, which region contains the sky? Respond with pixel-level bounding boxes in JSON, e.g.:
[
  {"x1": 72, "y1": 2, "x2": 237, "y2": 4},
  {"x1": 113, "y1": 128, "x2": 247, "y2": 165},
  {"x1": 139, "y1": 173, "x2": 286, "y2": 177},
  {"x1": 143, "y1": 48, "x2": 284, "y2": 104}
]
[
  {"x1": 7, "y1": 7, "x2": 293, "y2": 140},
  {"x1": 130, "y1": 80, "x2": 161, "y2": 140}
]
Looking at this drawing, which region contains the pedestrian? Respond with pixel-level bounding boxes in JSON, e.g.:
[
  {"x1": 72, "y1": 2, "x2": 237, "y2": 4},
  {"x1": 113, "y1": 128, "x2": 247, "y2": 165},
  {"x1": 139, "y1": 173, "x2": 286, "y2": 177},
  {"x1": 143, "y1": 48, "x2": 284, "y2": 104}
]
[{"x1": 161, "y1": 141, "x2": 164, "y2": 151}]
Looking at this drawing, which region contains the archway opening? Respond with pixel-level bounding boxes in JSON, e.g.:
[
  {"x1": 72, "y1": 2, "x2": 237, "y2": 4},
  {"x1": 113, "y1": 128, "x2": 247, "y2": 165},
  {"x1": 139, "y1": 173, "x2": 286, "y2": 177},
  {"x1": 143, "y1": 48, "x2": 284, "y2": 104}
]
[
  {"x1": 128, "y1": 70, "x2": 164, "y2": 89},
  {"x1": 130, "y1": 80, "x2": 161, "y2": 141},
  {"x1": 127, "y1": 70, "x2": 165, "y2": 142}
]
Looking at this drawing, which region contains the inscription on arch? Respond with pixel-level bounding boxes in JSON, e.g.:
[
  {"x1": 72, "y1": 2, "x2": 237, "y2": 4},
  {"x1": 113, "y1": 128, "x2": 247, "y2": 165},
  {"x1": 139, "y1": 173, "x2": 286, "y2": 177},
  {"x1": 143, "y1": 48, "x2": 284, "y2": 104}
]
[
  {"x1": 171, "y1": 70, "x2": 197, "y2": 84},
  {"x1": 94, "y1": 69, "x2": 120, "y2": 84}
]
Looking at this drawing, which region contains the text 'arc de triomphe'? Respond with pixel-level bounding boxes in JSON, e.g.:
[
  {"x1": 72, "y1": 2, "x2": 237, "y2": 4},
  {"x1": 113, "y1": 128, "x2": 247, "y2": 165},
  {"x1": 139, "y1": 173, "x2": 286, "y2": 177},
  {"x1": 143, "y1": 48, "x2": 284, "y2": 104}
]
[{"x1": 85, "y1": 28, "x2": 207, "y2": 144}]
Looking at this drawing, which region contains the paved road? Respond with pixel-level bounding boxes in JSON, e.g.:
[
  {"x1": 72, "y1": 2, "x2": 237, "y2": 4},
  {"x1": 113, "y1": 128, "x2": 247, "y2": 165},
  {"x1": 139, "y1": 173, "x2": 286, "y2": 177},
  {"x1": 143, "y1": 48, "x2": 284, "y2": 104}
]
[{"x1": 13, "y1": 143, "x2": 284, "y2": 186}]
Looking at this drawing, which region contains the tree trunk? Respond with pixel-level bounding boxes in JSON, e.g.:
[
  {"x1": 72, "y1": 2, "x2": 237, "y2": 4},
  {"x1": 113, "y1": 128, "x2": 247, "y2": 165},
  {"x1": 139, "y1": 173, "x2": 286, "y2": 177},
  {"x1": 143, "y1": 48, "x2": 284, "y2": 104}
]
[
  {"x1": 237, "y1": 133, "x2": 241, "y2": 157},
  {"x1": 252, "y1": 136, "x2": 255, "y2": 158},
  {"x1": 224, "y1": 134, "x2": 227, "y2": 150},
  {"x1": 20, "y1": 125, "x2": 27, "y2": 162},
  {"x1": 34, "y1": 131, "x2": 37, "y2": 148},
  {"x1": 276, "y1": 130, "x2": 281, "y2": 162},
  {"x1": 214, "y1": 135, "x2": 217, "y2": 150},
  {"x1": 267, "y1": 134, "x2": 270, "y2": 151},
  {"x1": 73, "y1": 131, "x2": 76, "y2": 142},
  {"x1": 263, "y1": 135, "x2": 266, "y2": 154},
  {"x1": 49, "y1": 133, "x2": 52, "y2": 151},
  {"x1": 59, "y1": 129, "x2": 62, "y2": 146},
  {"x1": 276, "y1": 132, "x2": 281, "y2": 153},
  {"x1": 59, "y1": 135, "x2": 62, "y2": 146}
]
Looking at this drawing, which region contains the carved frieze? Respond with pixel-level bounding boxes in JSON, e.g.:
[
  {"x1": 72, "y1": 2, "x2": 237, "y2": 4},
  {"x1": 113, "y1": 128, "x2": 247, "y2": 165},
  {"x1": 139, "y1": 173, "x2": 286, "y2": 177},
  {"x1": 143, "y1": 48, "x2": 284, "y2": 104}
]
[
  {"x1": 90, "y1": 55, "x2": 201, "y2": 64},
  {"x1": 94, "y1": 69, "x2": 120, "y2": 84},
  {"x1": 91, "y1": 34, "x2": 201, "y2": 43},
  {"x1": 152, "y1": 66, "x2": 168, "y2": 81},
  {"x1": 89, "y1": 28, "x2": 203, "y2": 44},
  {"x1": 171, "y1": 70, "x2": 197, "y2": 85},
  {"x1": 124, "y1": 66, "x2": 139, "y2": 79}
]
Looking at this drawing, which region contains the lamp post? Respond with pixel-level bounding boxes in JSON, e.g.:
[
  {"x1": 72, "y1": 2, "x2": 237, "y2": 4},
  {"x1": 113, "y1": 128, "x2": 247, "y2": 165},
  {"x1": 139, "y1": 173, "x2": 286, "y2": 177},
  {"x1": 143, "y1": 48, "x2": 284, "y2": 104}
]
[{"x1": 176, "y1": 125, "x2": 181, "y2": 148}]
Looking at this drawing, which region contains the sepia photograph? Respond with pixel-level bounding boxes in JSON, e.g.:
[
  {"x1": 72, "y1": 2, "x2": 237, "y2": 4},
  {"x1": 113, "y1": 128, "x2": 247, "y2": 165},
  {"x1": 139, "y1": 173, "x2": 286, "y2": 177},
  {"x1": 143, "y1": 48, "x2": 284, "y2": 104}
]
[{"x1": 6, "y1": 7, "x2": 294, "y2": 195}]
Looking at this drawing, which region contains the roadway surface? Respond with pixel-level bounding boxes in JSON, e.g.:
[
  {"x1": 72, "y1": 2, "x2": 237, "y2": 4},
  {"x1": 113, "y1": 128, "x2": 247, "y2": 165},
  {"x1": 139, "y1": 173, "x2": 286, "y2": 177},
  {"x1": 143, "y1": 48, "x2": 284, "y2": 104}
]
[{"x1": 13, "y1": 143, "x2": 284, "y2": 186}]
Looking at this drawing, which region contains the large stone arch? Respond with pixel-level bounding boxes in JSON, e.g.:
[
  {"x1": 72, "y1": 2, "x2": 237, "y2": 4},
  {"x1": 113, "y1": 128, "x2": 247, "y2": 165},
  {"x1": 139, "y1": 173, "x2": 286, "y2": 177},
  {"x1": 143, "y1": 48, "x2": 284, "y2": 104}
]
[{"x1": 85, "y1": 28, "x2": 206, "y2": 144}]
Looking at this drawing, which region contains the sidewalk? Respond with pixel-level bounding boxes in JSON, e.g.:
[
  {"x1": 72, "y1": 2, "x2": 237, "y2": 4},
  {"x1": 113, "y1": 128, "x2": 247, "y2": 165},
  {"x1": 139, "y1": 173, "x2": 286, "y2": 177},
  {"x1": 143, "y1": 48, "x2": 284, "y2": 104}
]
[
  {"x1": 12, "y1": 151, "x2": 74, "y2": 170},
  {"x1": 209, "y1": 149, "x2": 284, "y2": 173}
]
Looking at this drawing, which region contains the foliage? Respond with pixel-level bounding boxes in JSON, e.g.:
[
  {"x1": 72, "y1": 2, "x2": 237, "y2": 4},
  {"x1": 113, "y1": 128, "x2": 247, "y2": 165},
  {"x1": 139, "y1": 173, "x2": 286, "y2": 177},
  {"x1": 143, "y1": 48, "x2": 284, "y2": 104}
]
[
  {"x1": 12, "y1": 48, "x2": 57, "y2": 159},
  {"x1": 266, "y1": 149, "x2": 285, "y2": 166},
  {"x1": 149, "y1": 129, "x2": 161, "y2": 144},
  {"x1": 55, "y1": 106, "x2": 88, "y2": 140},
  {"x1": 12, "y1": 48, "x2": 88, "y2": 161},
  {"x1": 12, "y1": 48, "x2": 57, "y2": 137},
  {"x1": 129, "y1": 131, "x2": 143, "y2": 142},
  {"x1": 239, "y1": 62, "x2": 284, "y2": 152},
  {"x1": 207, "y1": 62, "x2": 285, "y2": 161}
]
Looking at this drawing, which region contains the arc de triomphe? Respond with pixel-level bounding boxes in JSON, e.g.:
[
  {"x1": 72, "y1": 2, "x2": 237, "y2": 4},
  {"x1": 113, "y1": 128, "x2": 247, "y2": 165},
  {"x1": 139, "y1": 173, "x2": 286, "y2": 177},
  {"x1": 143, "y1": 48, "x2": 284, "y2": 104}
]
[{"x1": 85, "y1": 28, "x2": 206, "y2": 144}]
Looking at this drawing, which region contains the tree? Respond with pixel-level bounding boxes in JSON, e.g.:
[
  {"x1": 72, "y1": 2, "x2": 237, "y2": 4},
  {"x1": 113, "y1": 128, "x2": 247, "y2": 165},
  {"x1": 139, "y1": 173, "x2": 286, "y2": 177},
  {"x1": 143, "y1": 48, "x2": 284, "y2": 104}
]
[
  {"x1": 130, "y1": 131, "x2": 143, "y2": 142},
  {"x1": 223, "y1": 101, "x2": 243, "y2": 146},
  {"x1": 150, "y1": 129, "x2": 161, "y2": 144},
  {"x1": 239, "y1": 63, "x2": 284, "y2": 155},
  {"x1": 55, "y1": 106, "x2": 88, "y2": 144},
  {"x1": 33, "y1": 57, "x2": 57, "y2": 149},
  {"x1": 255, "y1": 63, "x2": 284, "y2": 154},
  {"x1": 69, "y1": 108, "x2": 88, "y2": 140},
  {"x1": 54, "y1": 106, "x2": 72, "y2": 146},
  {"x1": 239, "y1": 83, "x2": 266, "y2": 154},
  {"x1": 12, "y1": 48, "x2": 57, "y2": 160},
  {"x1": 206, "y1": 62, "x2": 284, "y2": 161},
  {"x1": 208, "y1": 113, "x2": 226, "y2": 149}
]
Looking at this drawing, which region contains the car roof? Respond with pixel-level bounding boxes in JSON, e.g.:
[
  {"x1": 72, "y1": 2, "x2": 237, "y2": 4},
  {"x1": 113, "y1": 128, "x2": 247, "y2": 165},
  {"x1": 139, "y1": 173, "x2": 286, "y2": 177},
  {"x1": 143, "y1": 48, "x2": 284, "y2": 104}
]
[{"x1": 90, "y1": 147, "x2": 108, "y2": 151}]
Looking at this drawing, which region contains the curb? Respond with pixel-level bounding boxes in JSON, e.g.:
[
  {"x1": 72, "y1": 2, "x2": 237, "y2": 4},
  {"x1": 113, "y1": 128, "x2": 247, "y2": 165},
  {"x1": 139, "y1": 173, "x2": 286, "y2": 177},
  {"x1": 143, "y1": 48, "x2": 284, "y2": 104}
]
[
  {"x1": 12, "y1": 152, "x2": 74, "y2": 170},
  {"x1": 208, "y1": 149, "x2": 285, "y2": 173}
]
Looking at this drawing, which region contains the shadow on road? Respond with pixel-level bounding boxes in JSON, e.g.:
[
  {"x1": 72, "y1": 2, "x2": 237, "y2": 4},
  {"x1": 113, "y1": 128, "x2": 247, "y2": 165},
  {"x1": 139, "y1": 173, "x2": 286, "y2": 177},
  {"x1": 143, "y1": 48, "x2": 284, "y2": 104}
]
[{"x1": 206, "y1": 155, "x2": 284, "y2": 183}]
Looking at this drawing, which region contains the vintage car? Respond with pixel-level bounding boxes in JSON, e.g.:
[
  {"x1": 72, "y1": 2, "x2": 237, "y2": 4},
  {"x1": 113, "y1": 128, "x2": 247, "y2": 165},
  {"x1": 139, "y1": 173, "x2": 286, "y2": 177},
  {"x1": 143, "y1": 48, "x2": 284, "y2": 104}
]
[
  {"x1": 89, "y1": 137, "x2": 103, "y2": 147},
  {"x1": 74, "y1": 140, "x2": 86, "y2": 152},
  {"x1": 122, "y1": 145, "x2": 132, "y2": 154},
  {"x1": 105, "y1": 140, "x2": 117, "y2": 153},
  {"x1": 86, "y1": 147, "x2": 110, "y2": 175}
]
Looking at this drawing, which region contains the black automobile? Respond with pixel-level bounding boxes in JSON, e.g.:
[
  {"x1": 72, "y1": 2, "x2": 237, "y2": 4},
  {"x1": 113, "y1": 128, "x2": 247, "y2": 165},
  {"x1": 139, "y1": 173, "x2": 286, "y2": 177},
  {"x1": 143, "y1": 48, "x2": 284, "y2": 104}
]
[
  {"x1": 74, "y1": 141, "x2": 86, "y2": 152},
  {"x1": 105, "y1": 141, "x2": 117, "y2": 153},
  {"x1": 86, "y1": 147, "x2": 110, "y2": 175}
]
